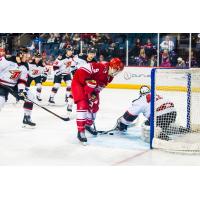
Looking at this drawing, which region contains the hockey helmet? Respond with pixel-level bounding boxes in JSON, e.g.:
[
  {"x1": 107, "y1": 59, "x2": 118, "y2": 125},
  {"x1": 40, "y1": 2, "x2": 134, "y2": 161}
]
[
  {"x1": 109, "y1": 58, "x2": 124, "y2": 71},
  {"x1": 16, "y1": 47, "x2": 28, "y2": 56},
  {"x1": 140, "y1": 85, "x2": 151, "y2": 96},
  {"x1": 66, "y1": 45, "x2": 74, "y2": 52},
  {"x1": 87, "y1": 47, "x2": 97, "y2": 54}
]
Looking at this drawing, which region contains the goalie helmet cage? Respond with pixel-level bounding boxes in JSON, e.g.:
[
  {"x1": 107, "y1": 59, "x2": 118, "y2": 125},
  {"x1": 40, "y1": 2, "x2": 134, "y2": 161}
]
[{"x1": 150, "y1": 68, "x2": 200, "y2": 153}]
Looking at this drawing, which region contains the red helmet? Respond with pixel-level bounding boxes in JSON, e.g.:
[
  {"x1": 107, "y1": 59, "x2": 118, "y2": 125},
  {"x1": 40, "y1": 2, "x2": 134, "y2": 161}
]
[{"x1": 109, "y1": 58, "x2": 124, "y2": 71}]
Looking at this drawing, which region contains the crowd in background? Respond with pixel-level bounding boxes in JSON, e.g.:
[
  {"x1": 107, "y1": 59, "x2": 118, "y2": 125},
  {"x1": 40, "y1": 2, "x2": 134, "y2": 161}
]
[{"x1": 0, "y1": 33, "x2": 200, "y2": 68}]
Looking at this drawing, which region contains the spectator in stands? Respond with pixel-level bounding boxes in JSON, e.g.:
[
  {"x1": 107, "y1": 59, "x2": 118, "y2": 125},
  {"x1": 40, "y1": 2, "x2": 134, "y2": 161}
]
[
  {"x1": 72, "y1": 33, "x2": 81, "y2": 44},
  {"x1": 59, "y1": 36, "x2": 67, "y2": 50},
  {"x1": 144, "y1": 38, "x2": 156, "y2": 58},
  {"x1": 160, "y1": 35, "x2": 174, "y2": 52},
  {"x1": 176, "y1": 57, "x2": 186, "y2": 68},
  {"x1": 81, "y1": 33, "x2": 95, "y2": 45},
  {"x1": 195, "y1": 37, "x2": 200, "y2": 52},
  {"x1": 148, "y1": 55, "x2": 157, "y2": 67},
  {"x1": 27, "y1": 41, "x2": 35, "y2": 51},
  {"x1": 90, "y1": 34, "x2": 98, "y2": 46},
  {"x1": 160, "y1": 49, "x2": 171, "y2": 67},
  {"x1": 42, "y1": 51, "x2": 47, "y2": 63},
  {"x1": 186, "y1": 51, "x2": 198, "y2": 67},
  {"x1": 137, "y1": 47, "x2": 148, "y2": 66},
  {"x1": 107, "y1": 42, "x2": 117, "y2": 59},
  {"x1": 47, "y1": 34, "x2": 56, "y2": 43},
  {"x1": 54, "y1": 33, "x2": 61, "y2": 43},
  {"x1": 99, "y1": 54, "x2": 105, "y2": 62},
  {"x1": 133, "y1": 38, "x2": 141, "y2": 56}
]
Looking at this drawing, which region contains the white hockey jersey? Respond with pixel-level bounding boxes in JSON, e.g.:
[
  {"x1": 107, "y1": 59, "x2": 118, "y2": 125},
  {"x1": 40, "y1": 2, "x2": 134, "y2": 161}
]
[
  {"x1": 28, "y1": 60, "x2": 47, "y2": 78},
  {"x1": 53, "y1": 53, "x2": 97, "y2": 75},
  {"x1": 0, "y1": 56, "x2": 28, "y2": 90},
  {"x1": 70, "y1": 54, "x2": 98, "y2": 73},
  {"x1": 127, "y1": 93, "x2": 176, "y2": 119},
  {"x1": 53, "y1": 55, "x2": 75, "y2": 76}
]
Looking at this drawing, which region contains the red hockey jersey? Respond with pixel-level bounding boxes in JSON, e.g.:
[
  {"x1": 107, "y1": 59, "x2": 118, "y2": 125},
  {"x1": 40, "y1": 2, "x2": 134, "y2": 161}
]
[{"x1": 72, "y1": 62, "x2": 113, "y2": 103}]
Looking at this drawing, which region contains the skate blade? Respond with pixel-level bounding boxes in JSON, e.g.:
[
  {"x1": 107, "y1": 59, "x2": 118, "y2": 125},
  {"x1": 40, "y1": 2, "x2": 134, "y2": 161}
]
[
  {"x1": 47, "y1": 103, "x2": 65, "y2": 107},
  {"x1": 48, "y1": 103, "x2": 56, "y2": 106},
  {"x1": 22, "y1": 124, "x2": 36, "y2": 129},
  {"x1": 79, "y1": 141, "x2": 88, "y2": 146}
]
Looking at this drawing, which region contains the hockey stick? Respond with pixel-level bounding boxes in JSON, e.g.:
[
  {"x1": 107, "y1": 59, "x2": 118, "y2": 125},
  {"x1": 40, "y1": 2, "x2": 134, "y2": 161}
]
[
  {"x1": 91, "y1": 113, "x2": 97, "y2": 132},
  {"x1": 98, "y1": 117, "x2": 139, "y2": 135},
  {"x1": 0, "y1": 84, "x2": 70, "y2": 121},
  {"x1": 97, "y1": 117, "x2": 121, "y2": 135},
  {"x1": 24, "y1": 98, "x2": 70, "y2": 121}
]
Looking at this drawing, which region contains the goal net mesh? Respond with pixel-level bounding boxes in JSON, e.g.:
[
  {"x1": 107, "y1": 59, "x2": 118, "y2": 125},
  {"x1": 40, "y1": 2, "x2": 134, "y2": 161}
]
[{"x1": 151, "y1": 68, "x2": 200, "y2": 153}]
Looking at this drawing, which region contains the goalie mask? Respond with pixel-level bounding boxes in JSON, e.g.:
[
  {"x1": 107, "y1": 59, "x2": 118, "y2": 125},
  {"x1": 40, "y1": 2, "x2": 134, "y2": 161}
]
[{"x1": 140, "y1": 85, "x2": 151, "y2": 96}]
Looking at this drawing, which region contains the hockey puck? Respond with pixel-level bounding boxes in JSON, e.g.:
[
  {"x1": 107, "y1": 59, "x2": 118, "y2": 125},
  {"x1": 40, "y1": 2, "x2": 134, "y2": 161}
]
[{"x1": 109, "y1": 132, "x2": 114, "y2": 135}]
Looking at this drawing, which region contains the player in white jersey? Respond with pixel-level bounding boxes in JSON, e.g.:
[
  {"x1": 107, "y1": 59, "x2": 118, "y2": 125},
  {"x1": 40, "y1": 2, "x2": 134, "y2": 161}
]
[
  {"x1": 48, "y1": 45, "x2": 74, "y2": 112},
  {"x1": 71, "y1": 47, "x2": 97, "y2": 75},
  {"x1": 0, "y1": 47, "x2": 36, "y2": 127},
  {"x1": 115, "y1": 86, "x2": 177, "y2": 141},
  {"x1": 27, "y1": 52, "x2": 48, "y2": 101}
]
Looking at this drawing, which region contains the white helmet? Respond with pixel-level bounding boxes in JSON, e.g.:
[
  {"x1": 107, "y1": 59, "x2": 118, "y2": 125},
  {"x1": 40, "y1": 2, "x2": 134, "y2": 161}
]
[{"x1": 140, "y1": 85, "x2": 151, "y2": 96}]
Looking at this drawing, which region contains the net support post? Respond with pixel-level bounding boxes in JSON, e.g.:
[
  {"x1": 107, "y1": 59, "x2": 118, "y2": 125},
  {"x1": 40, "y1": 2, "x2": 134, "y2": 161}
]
[
  {"x1": 150, "y1": 68, "x2": 156, "y2": 149},
  {"x1": 187, "y1": 73, "x2": 191, "y2": 130}
]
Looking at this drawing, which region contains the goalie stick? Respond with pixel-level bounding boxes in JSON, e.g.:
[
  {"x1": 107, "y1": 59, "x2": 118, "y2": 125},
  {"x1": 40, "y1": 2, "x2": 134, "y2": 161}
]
[
  {"x1": 97, "y1": 117, "x2": 139, "y2": 135},
  {"x1": 0, "y1": 84, "x2": 70, "y2": 121}
]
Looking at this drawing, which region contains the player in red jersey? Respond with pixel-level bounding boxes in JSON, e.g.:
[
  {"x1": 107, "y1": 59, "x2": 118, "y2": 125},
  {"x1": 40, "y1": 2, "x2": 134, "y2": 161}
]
[{"x1": 71, "y1": 58, "x2": 124, "y2": 143}]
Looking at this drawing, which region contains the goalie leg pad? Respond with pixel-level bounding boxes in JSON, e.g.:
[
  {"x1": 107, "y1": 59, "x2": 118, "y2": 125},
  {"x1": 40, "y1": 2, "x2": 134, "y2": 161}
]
[
  {"x1": 123, "y1": 111, "x2": 138, "y2": 123},
  {"x1": 117, "y1": 121, "x2": 128, "y2": 131},
  {"x1": 141, "y1": 121, "x2": 150, "y2": 143}
]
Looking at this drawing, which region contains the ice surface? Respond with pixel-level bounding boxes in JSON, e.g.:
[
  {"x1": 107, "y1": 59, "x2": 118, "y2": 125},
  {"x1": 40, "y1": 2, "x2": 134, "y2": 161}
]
[{"x1": 1, "y1": 86, "x2": 200, "y2": 165}]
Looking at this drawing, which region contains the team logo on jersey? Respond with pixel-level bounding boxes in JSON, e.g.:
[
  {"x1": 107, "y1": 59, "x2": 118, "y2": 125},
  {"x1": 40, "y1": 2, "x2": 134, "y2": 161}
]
[
  {"x1": 65, "y1": 61, "x2": 72, "y2": 68},
  {"x1": 32, "y1": 69, "x2": 40, "y2": 75},
  {"x1": 103, "y1": 68, "x2": 108, "y2": 74},
  {"x1": 54, "y1": 61, "x2": 59, "y2": 66},
  {"x1": 9, "y1": 70, "x2": 21, "y2": 80},
  {"x1": 93, "y1": 68, "x2": 99, "y2": 73}
]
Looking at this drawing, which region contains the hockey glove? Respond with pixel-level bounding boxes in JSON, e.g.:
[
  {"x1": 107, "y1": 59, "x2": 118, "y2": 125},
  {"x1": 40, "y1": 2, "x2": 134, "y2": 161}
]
[
  {"x1": 84, "y1": 80, "x2": 97, "y2": 95},
  {"x1": 41, "y1": 74, "x2": 47, "y2": 83},
  {"x1": 88, "y1": 92, "x2": 99, "y2": 113},
  {"x1": 88, "y1": 92, "x2": 98, "y2": 102},
  {"x1": 17, "y1": 89, "x2": 27, "y2": 100}
]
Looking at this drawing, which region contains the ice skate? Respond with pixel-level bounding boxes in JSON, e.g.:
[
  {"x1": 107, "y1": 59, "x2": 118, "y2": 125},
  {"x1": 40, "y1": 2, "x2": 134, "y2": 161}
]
[
  {"x1": 22, "y1": 115, "x2": 36, "y2": 128},
  {"x1": 48, "y1": 97, "x2": 55, "y2": 105},
  {"x1": 77, "y1": 131, "x2": 88, "y2": 145}
]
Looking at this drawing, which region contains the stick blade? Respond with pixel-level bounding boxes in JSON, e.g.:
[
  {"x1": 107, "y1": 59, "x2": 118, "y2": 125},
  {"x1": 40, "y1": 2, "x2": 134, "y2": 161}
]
[{"x1": 62, "y1": 117, "x2": 70, "y2": 121}]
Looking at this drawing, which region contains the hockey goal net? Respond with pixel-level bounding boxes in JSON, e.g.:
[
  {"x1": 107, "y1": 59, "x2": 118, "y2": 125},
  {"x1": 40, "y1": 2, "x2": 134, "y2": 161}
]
[{"x1": 150, "y1": 68, "x2": 200, "y2": 153}]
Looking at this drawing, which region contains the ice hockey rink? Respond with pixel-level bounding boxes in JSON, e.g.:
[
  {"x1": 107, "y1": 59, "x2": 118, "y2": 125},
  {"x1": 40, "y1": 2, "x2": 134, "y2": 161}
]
[{"x1": 1, "y1": 86, "x2": 200, "y2": 166}]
